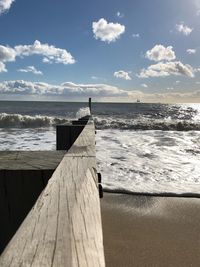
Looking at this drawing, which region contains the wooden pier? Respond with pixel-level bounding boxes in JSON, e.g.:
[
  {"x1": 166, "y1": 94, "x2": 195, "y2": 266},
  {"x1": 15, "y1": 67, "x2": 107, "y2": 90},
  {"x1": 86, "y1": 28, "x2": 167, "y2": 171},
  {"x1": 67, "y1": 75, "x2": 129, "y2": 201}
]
[{"x1": 0, "y1": 116, "x2": 105, "y2": 266}]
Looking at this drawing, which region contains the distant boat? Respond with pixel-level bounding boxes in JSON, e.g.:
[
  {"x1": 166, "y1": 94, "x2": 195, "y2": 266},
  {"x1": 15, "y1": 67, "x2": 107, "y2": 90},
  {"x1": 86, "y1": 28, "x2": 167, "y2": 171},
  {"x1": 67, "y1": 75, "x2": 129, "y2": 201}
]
[{"x1": 136, "y1": 99, "x2": 141, "y2": 103}]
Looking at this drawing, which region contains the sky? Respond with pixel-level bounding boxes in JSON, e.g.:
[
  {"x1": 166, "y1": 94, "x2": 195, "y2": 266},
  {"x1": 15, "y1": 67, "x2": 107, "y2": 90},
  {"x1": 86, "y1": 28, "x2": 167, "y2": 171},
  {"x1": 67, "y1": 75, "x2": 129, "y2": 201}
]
[{"x1": 1, "y1": 0, "x2": 200, "y2": 102}]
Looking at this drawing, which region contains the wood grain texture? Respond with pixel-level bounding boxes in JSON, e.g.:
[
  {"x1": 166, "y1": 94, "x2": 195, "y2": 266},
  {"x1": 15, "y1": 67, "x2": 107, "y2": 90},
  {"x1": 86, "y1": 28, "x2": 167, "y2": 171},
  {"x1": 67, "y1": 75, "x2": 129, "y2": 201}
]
[
  {"x1": 0, "y1": 151, "x2": 66, "y2": 170},
  {"x1": 0, "y1": 120, "x2": 105, "y2": 267}
]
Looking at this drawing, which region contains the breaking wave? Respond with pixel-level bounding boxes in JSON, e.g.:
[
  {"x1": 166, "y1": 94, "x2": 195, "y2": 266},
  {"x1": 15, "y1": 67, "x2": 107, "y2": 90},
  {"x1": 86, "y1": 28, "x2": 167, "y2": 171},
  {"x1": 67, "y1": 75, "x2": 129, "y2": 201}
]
[
  {"x1": 0, "y1": 112, "x2": 200, "y2": 130},
  {"x1": 76, "y1": 107, "x2": 90, "y2": 119},
  {"x1": 0, "y1": 113, "x2": 69, "y2": 128},
  {"x1": 94, "y1": 116, "x2": 200, "y2": 131}
]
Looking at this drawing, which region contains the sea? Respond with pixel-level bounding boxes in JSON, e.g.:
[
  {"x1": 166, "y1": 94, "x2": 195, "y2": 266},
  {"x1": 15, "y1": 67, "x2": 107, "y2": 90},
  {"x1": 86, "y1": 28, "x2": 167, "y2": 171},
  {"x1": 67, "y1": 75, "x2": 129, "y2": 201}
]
[{"x1": 0, "y1": 101, "x2": 200, "y2": 195}]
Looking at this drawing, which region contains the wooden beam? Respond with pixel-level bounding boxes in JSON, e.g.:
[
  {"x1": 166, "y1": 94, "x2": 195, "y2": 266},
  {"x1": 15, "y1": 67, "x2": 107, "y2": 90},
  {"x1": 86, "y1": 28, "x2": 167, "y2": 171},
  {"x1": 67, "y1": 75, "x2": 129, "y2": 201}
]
[
  {"x1": 0, "y1": 120, "x2": 105, "y2": 267},
  {"x1": 89, "y1": 98, "x2": 92, "y2": 114}
]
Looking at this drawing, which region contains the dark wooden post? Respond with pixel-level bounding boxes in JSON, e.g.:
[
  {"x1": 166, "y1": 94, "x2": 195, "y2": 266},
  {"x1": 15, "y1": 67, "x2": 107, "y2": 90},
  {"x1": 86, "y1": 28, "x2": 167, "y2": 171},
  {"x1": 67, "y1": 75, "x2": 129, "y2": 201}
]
[
  {"x1": 89, "y1": 97, "x2": 92, "y2": 114},
  {"x1": 56, "y1": 125, "x2": 84, "y2": 150}
]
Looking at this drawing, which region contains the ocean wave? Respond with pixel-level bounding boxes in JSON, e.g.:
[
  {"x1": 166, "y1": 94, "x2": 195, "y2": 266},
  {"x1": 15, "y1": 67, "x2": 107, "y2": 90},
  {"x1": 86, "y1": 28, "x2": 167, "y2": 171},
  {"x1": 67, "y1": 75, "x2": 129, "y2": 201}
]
[
  {"x1": 94, "y1": 116, "x2": 200, "y2": 131},
  {"x1": 0, "y1": 113, "x2": 69, "y2": 128},
  {"x1": 0, "y1": 112, "x2": 200, "y2": 130}
]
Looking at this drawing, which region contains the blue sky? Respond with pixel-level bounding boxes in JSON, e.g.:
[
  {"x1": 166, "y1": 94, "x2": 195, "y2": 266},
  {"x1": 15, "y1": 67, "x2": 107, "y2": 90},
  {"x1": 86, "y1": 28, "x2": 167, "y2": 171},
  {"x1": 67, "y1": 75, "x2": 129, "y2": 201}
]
[{"x1": 0, "y1": 0, "x2": 200, "y2": 102}]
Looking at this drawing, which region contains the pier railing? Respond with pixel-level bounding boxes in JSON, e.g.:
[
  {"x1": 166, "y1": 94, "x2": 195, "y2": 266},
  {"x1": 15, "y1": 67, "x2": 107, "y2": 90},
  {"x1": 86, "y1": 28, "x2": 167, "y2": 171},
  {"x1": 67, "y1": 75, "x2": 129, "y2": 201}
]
[{"x1": 0, "y1": 116, "x2": 105, "y2": 267}]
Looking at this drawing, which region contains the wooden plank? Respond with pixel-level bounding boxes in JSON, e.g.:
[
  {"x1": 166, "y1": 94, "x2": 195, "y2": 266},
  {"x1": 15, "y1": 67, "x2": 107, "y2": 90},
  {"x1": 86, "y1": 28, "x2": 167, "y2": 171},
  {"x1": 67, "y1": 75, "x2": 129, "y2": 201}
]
[
  {"x1": 0, "y1": 169, "x2": 55, "y2": 253},
  {"x1": 0, "y1": 119, "x2": 105, "y2": 267},
  {"x1": 0, "y1": 151, "x2": 65, "y2": 170},
  {"x1": 66, "y1": 123, "x2": 96, "y2": 157}
]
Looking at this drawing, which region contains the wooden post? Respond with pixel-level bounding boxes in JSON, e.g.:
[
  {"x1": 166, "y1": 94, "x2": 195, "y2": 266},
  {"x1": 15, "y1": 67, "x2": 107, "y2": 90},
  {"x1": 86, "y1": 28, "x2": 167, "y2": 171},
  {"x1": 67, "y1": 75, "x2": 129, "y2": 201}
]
[
  {"x1": 0, "y1": 151, "x2": 65, "y2": 253},
  {"x1": 56, "y1": 124, "x2": 84, "y2": 150},
  {"x1": 89, "y1": 97, "x2": 92, "y2": 114},
  {"x1": 0, "y1": 119, "x2": 105, "y2": 267}
]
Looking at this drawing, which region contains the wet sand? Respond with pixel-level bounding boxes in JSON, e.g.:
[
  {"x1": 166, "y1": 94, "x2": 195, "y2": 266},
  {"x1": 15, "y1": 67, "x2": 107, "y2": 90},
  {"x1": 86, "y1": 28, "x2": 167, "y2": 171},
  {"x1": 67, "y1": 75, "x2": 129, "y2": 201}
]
[{"x1": 101, "y1": 193, "x2": 200, "y2": 267}]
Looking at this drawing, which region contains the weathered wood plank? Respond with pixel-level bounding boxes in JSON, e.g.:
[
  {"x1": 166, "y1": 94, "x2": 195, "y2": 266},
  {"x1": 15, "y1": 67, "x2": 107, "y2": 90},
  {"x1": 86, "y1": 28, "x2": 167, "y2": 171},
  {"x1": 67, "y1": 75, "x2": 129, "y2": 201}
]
[
  {"x1": 0, "y1": 119, "x2": 105, "y2": 267},
  {"x1": 0, "y1": 151, "x2": 66, "y2": 170}
]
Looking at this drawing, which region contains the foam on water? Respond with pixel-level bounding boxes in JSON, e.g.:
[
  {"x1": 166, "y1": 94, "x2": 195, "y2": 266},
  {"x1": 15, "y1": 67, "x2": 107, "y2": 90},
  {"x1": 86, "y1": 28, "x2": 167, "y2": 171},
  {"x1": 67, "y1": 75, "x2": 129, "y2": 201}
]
[
  {"x1": 0, "y1": 113, "x2": 68, "y2": 128},
  {"x1": 1, "y1": 103, "x2": 200, "y2": 194},
  {"x1": 96, "y1": 129, "x2": 200, "y2": 194},
  {"x1": 1, "y1": 112, "x2": 200, "y2": 131},
  {"x1": 0, "y1": 128, "x2": 56, "y2": 150},
  {"x1": 93, "y1": 116, "x2": 200, "y2": 131},
  {"x1": 76, "y1": 107, "x2": 90, "y2": 119}
]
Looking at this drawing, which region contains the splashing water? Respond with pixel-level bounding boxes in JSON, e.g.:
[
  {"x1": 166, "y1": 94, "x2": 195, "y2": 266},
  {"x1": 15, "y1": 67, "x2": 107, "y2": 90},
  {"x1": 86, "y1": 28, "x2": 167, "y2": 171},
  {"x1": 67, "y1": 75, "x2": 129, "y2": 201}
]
[{"x1": 76, "y1": 107, "x2": 90, "y2": 119}]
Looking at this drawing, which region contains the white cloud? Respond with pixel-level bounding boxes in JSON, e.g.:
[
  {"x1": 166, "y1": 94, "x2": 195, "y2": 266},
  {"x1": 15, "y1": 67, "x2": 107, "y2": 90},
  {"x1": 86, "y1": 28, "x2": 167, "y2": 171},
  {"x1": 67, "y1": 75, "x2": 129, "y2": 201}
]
[
  {"x1": 0, "y1": 40, "x2": 75, "y2": 73},
  {"x1": 138, "y1": 61, "x2": 195, "y2": 78},
  {"x1": 15, "y1": 40, "x2": 75, "y2": 64},
  {"x1": 0, "y1": 80, "x2": 130, "y2": 97},
  {"x1": 0, "y1": 0, "x2": 14, "y2": 14},
  {"x1": 0, "y1": 45, "x2": 16, "y2": 72},
  {"x1": 146, "y1": 45, "x2": 176, "y2": 62},
  {"x1": 176, "y1": 23, "x2": 193, "y2": 36},
  {"x1": 18, "y1": 66, "x2": 43, "y2": 75},
  {"x1": 0, "y1": 62, "x2": 7, "y2": 72},
  {"x1": 132, "y1": 33, "x2": 140, "y2": 38},
  {"x1": 42, "y1": 57, "x2": 51, "y2": 64},
  {"x1": 116, "y1": 11, "x2": 124, "y2": 18},
  {"x1": 114, "y1": 70, "x2": 131, "y2": 80},
  {"x1": 0, "y1": 45, "x2": 16, "y2": 62},
  {"x1": 187, "y1": 49, "x2": 196, "y2": 54},
  {"x1": 195, "y1": 67, "x2": 200, "y2": 73},
  {"x1": 92, "y1": 18, "x2": 125, "y2": 43},
  {"x1": 141, "y1": 83, "x2": 148, "y2": 88},
  {"x1": 1, "y1": 80, "x2": 200, "y2": 103},
  {"x1": 167, "y1": 87, "x2": 174, "y2": 90}
]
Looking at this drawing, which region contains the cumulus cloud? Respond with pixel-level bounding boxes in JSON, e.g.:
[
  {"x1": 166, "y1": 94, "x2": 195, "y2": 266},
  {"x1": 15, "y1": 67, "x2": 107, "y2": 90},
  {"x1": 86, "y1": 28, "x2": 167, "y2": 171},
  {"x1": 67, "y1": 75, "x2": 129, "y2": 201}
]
[
  {"x1": 187, "y1": 49, "x2": 196, "y2": 54},
  {"x1": 92, "y1": 18, "x2": 125, "y2": 43},
  {"x1": 114, "y1": 70, "x2": 131, "y2": 80},
  {"x1": 138, "y1": 61, "x2": 195, "y2": 78},
  {"x1": 0, "y1": 62, "x2": 7, "y2": 72},
  {"x1": 0, "y1": 40, "x2": 75, "y2": 72},
  {"x1": 0, "y1": 45, "x2": 16, "y2": 62},
  {"x1": 0, "y1": 45, "x2": 16, "y2": 72},
  {"x1": 18, "y1": 66, "x2": 43, "y2": 75},
  {"x1": 15, "y1": 40, "x2": 75, "y2": 64},
  {"x1": 176, "y1": 23, "x2": 193, "y2": 36},
  {"x1": 0, "y1": 0, "x2": 14, "y2": 14},
  {"x1": 146, "y1": 45, "x2": 176, "y2": 62},
  {"x1": 1, "y1": 80, "x2": 200, "y2": 102},
  {"x1": 0, "y1": 80, "x2": 130, "y2": 97}
]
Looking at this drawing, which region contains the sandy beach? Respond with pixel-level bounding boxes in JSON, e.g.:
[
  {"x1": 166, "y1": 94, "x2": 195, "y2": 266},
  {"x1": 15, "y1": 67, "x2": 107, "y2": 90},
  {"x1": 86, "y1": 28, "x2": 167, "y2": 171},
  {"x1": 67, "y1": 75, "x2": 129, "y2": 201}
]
[{"x1": 101, "y1": 193, "x2": 200, "y2": 267}]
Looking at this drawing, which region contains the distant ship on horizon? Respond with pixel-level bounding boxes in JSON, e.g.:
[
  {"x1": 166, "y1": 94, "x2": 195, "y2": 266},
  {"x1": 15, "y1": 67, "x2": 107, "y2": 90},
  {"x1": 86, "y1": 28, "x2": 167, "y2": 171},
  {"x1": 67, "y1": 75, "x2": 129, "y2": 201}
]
[{"x1": 136, "y1": 99, "x2": 141, "y2": 103}]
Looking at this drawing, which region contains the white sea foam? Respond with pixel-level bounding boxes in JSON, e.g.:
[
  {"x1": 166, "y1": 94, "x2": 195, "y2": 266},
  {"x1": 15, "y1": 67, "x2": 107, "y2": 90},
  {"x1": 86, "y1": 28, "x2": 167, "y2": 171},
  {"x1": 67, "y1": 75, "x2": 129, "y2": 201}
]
[
  {"x1": 0, "y1": 113, "x2": 68, "y2": 128},
  {"x1": 76, "y1": 107, "x2": 90, "y2": 119},
  {"x1": 96, "y1": 129, "x2": 200, "y2": 194},
  {"x1": 1, "y1": 108, "x2": 200, "y2": 194},
  {"x1": 1, "y1": 126, "x2": 200, "y2": 194},
  {"x1": 0, "y1": 128, "x2": 56, "y2": 150},
  {"x1": 93, "y1": 116, "x2": 200, "y2": 131},
  {"x1": 0, "y1": 111, "x2": 200, "y2": 131}
]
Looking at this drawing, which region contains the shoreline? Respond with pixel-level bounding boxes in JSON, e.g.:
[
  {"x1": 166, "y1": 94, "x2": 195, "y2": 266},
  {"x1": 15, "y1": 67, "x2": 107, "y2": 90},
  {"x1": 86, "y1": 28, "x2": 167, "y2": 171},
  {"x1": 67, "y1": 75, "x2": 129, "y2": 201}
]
[
  {"x1": 103, "y1": 188, "x2": 200, "y2": 198},
  {"x1": 101, "y1": 192, "x2": 200, "y2": 267}
]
